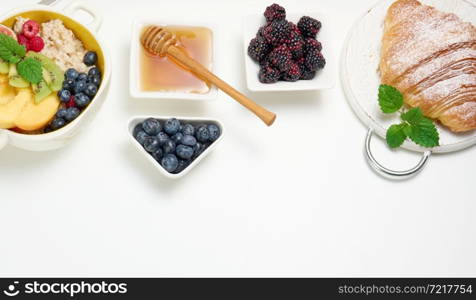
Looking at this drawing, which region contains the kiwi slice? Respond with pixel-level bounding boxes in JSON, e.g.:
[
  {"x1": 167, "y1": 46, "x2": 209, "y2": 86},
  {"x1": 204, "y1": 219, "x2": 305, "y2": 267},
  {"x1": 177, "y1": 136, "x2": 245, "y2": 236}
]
[
  {"x1": 26, "y1": 52, "x2": 64, "y2": 92},
  {"x1": 0, "y1": 59, "x2": 8, "y2": 74},
  {"x1": 32, "y1": 80, "x2": 52, "y2": 104},
  {"x1": 8, "y1": 64, "x2": 29, "y2": 88}
]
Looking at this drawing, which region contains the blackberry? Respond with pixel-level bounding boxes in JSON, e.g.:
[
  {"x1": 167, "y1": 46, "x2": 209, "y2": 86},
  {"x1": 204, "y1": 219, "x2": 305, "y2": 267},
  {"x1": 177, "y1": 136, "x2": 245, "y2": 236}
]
[
  {"x1": 303, "y1": 38, "x2": 322, "y2": 55},
  {"x1": 300, "y1": 69, "x2": 316, "y2": 80},
  {"x1": 264, "y1": 3, "x2": 286, "y2": 23},
  {"x1": 257, "y1": 26, "x2": 267, "y2": 39},
  {"x1": 263, "y1": 20, "x2": 291, "y2": 46},
  {"x1": 248, "y1": 37, "x2": 271, "y2": 63},
  {"x1": 267, "y1": 44, "x2": 292, "y2": 72},
  {"x1": 288, "y1": 22, "x2": 301, "y2": 36},
  {"x1": 258, "y1": 64, "x2": 281, "y2": 83},
  {"x1": 305, "y1": 51, "x2": 326, "y2": 71},
  {"x1": 297, "y1": 16, "x2": 322, "y2": 38},
  {"x1": 286, "y1": 31, "x2": 304, "y2": 59},
  {"x1": 282, "y1": 63, "x2": 301, "y2": 82}
]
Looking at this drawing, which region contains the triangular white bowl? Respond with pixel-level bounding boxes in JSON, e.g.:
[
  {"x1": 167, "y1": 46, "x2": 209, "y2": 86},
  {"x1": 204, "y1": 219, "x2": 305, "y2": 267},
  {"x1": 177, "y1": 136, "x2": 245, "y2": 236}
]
[{"x1": 127, "y1": 116, "x2": 224, "y2": 179}]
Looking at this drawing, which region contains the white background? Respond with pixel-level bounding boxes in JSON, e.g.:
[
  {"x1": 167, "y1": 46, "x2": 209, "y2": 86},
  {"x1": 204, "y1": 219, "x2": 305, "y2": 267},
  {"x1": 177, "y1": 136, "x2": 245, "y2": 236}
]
[{"x1": 0, "y1": 0, "x2": 474, "y2": 277}]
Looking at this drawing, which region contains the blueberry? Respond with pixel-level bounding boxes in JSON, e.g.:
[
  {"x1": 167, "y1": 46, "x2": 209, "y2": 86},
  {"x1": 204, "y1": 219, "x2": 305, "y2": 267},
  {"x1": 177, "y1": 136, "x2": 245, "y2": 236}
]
[
  {"x1": 142, "y1": 118, "x2": 161, "y2": 135},
  {"x1": 156, "y1": 131, "x2": 169, "y2": 146},
  {"x1": 164, "y1": 118, "x2": 181, "y2": 135},
  {"x1": 161, "y1": 154, "x2": 179, "y2": 173},
  {"x1": 84, "y1": 51, "x2": 98, "y2": 66},
  {"x1": 162, "y1": 140, "x2": 176, "y2": 155},
  {"x1": 143, "y1": 136, "x2": 160, "y2": 153},
  {"x1": 43, "y1": 126, "x2": 53, "y2": 133},
  {"x1": 176, "y1": 145, "x2": 194, "y2": 160},
  {"x1": 74, "y1": 93, "x2": 90, "y2": 108},
  {"x1": 62, "y1": 79, "x2": 75, "y2": 91},
  {"x1": 65, "y1": 68, "x2": 79, "y2": 80},
  {"x1": 58, "y1": 89, "x2": 71, "y2": 102},
  {"x1": 181, "y1": 135, "x2": 197, "y2": 146},
  {"x1": 172, "y1": 132, "x2": 183, "y2": 144},
  {"x1": 56, "y1": 108, "x2": 68, "y2": 118},
  {"x1": 88, "y1": 74, "x2": 101, "y2": 86},
  {"x1": 65, "y1": 107, "x2": 80, "y2": 122},
  {"x1": 174, "y1": 159, "x2": 190, "y2": 174},
  {"x1": 181, "y1": 123, "x2": 195, "y2": 136},
  {"x1": 88, "y1": 67, "x2": 101, "y2": 77},
  {"x1": 193, "y1": 142, "x2": 208, "y2": 158},
  {"x1": 152, "y1": 148, "x2": 163, "y2": 161},
  {"x1": 77, "y1": 73, "x2": 88, "y2": 82},
  {"x1": 133, "y1": 123, "x2": 143, "y2": 137},
  {"x1": 85, "y1": 83, "x2": 98, "y2": 97},
  {"x1": 134, "y1": 130, "x2": 149, "y2": 145},
  {"x1": 207, "y1": 124, "x2": 220, "y2": 141},
  {"x1": 195, "y1": 125, "x2": 210, "y2": 142},
  {"x1": 50, "y1": 117, "x2": 66, "y2": 130},
  {"x1": 73, "y1": 80, "x2": 87, "y2": 93}
]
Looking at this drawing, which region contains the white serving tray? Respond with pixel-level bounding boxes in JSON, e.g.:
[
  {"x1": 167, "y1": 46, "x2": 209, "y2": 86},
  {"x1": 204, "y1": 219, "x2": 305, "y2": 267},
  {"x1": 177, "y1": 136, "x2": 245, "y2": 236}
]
[{"x1": 340, "y1": 0, "x2": 476, "y2": 177}]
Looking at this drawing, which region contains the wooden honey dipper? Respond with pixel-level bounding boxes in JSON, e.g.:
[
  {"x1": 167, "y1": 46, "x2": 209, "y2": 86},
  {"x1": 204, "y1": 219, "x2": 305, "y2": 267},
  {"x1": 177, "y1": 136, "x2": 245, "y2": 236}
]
[{"x1": 141, "y1": 26, "x2": 276, "y2": 126}]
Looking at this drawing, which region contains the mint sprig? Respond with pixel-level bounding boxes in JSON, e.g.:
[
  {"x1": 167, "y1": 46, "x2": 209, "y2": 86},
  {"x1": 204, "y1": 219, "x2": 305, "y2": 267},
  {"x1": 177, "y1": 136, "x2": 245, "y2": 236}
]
[
  {"x1": 17, "y1": 57, "x2": 42, "y2": 84},
  {"x1": 0, "y1": 33, "x2": 26, "y2": 64},
  {"x1": 378, "y1": 85, "x2": 440, "y2": 149},
  {"x1": 0, "y1": 33, "x2": 42, "y2": 84},
  {"x1": 378, "y1": 85, "x2": 403, "y2": 113}
]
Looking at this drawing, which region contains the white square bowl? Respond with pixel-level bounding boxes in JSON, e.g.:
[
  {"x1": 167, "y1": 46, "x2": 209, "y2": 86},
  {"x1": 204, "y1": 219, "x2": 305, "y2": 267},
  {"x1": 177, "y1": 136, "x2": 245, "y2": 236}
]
[
  {"x1": 243, "y1": 13, "x2": 334, "y2": 92},
  {"x1": 127, "y1": 116, "x2": 224, "y2": 179},
  {"x1": 129, "y1": 19, "x2": 218, "y2": 101}
]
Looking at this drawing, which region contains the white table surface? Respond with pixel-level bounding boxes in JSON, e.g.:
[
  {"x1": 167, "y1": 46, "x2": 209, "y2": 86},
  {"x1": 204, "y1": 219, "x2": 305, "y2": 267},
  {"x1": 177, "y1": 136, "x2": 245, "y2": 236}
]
[{"x1": 0, "y1": 0, "x2": 474, "y2": 277}]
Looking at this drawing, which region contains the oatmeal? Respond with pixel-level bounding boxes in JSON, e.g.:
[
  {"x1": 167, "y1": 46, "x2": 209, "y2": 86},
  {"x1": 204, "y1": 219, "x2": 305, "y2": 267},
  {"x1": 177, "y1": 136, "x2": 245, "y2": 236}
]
[
  {"x1": 13, "y1": 16, "x2": 28, "y2": 34},
  {"x1": 39, "y1": 19, "x2": 90, "y2": 72}
]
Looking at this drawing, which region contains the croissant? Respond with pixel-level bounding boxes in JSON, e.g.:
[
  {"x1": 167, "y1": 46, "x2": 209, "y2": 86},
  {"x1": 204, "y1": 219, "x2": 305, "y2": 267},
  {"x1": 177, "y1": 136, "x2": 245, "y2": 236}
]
[{"x1": 379, "y1": 0, "x2": 476, "y2": 132}]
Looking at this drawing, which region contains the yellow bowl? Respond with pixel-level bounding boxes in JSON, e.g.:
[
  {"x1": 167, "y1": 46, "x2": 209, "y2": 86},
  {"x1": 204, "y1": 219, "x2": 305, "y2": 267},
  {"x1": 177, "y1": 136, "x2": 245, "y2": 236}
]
[{"x1": 0, "y1": 3, "x2": 111, "y2": 151}]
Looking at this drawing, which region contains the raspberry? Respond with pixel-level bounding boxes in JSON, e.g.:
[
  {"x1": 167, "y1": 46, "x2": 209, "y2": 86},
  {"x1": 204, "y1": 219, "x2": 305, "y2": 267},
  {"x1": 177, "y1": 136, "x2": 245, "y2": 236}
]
[
  {"x1": 264, "y1": 4, "x2": 286, "y2": 23},
  {"x1": 282, "y1": 63, "x2": 301, "y2": 82},
  {"x1": 27, "y1": 36, "x2": 44, "y2": 52},
  {"x1": 267, "y1": 44, "x2": 292, "y2": 72},
  {"x1": 258, "y1": 63, "x2": 281, "y2": 83},
  {"x1": 67, "y1": 95, "x2": 76, "y2": 108},
  {"x1": 305, "y1": 50, "x2": 326, "y2": 71},
  {"x1": 263, "y1": 20, "x2": 291, "y2": 46},
  {"x1": 286, "y1": 31, "x2": 304, "y2": 59},
  {"x1": 248, "y1": 37, "x2": 271, "y2": 63},
  {"x1": 297, "y1": 16, "x2": 321, "y2": 38},
  {"x1": 17, "y1": 34, "x2": 29, "y2": 48},
  {"x1": 22, "y1": 20, "x2": 40, "y2": 39}
]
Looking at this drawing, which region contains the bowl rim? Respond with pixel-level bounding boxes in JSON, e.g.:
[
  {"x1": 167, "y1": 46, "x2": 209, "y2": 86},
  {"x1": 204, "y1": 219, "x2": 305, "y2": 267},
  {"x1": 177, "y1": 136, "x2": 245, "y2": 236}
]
[
  {"x1": 242, "y1": 12, "x2": 335, "y2": 92},
  {"x1": 0, "y1": 4, "x2": 112, "y2": 140},
  {"x1": 127, "y1": 115, "x2": 225, "y2": 179},
  {"x1": 129, "y1": 18, "x2": 219, "y2": 101}
]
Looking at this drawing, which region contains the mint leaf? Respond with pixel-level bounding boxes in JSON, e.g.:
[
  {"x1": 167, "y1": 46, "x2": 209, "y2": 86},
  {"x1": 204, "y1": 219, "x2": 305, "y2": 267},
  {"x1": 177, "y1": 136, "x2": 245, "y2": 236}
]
[
  {"x1": 378, "y1": 84, "x2": 404, "y2": 113},
  {"x1": 386, "y1": 123, "x2": 408, "y2": 148},
  {"x1": 17, "y1": 58, "x2": 42, "y2": 84},
  {"x1": 401, "y1": 107, "x2": 424, "y2": 125},
  {"x1": 0, "y1": 33, "x2": 26, "y2": 64},
  {"x1": 407, "y1": 117, "x2": 439, "y2": 148}
]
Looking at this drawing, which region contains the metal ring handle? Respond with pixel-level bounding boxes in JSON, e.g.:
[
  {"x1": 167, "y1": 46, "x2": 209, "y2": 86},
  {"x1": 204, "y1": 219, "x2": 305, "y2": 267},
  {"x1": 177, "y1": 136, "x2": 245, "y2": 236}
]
[{"x1": 365, "y1": 128, "x2": 431, "y2": 178}]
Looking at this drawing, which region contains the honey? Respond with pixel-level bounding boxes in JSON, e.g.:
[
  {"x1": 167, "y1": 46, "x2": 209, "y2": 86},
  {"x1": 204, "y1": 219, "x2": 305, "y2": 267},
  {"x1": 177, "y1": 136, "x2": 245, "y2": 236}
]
[{"x1": 139, "y1": 25, "x2": 212, "y2": 94}]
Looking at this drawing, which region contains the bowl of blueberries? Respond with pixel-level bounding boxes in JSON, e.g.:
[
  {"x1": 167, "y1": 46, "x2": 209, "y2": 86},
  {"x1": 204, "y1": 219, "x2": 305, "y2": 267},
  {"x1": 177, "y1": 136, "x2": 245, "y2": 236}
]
[{"x1": 128, "y1": 116, "x2": 224, "y2": 179}]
